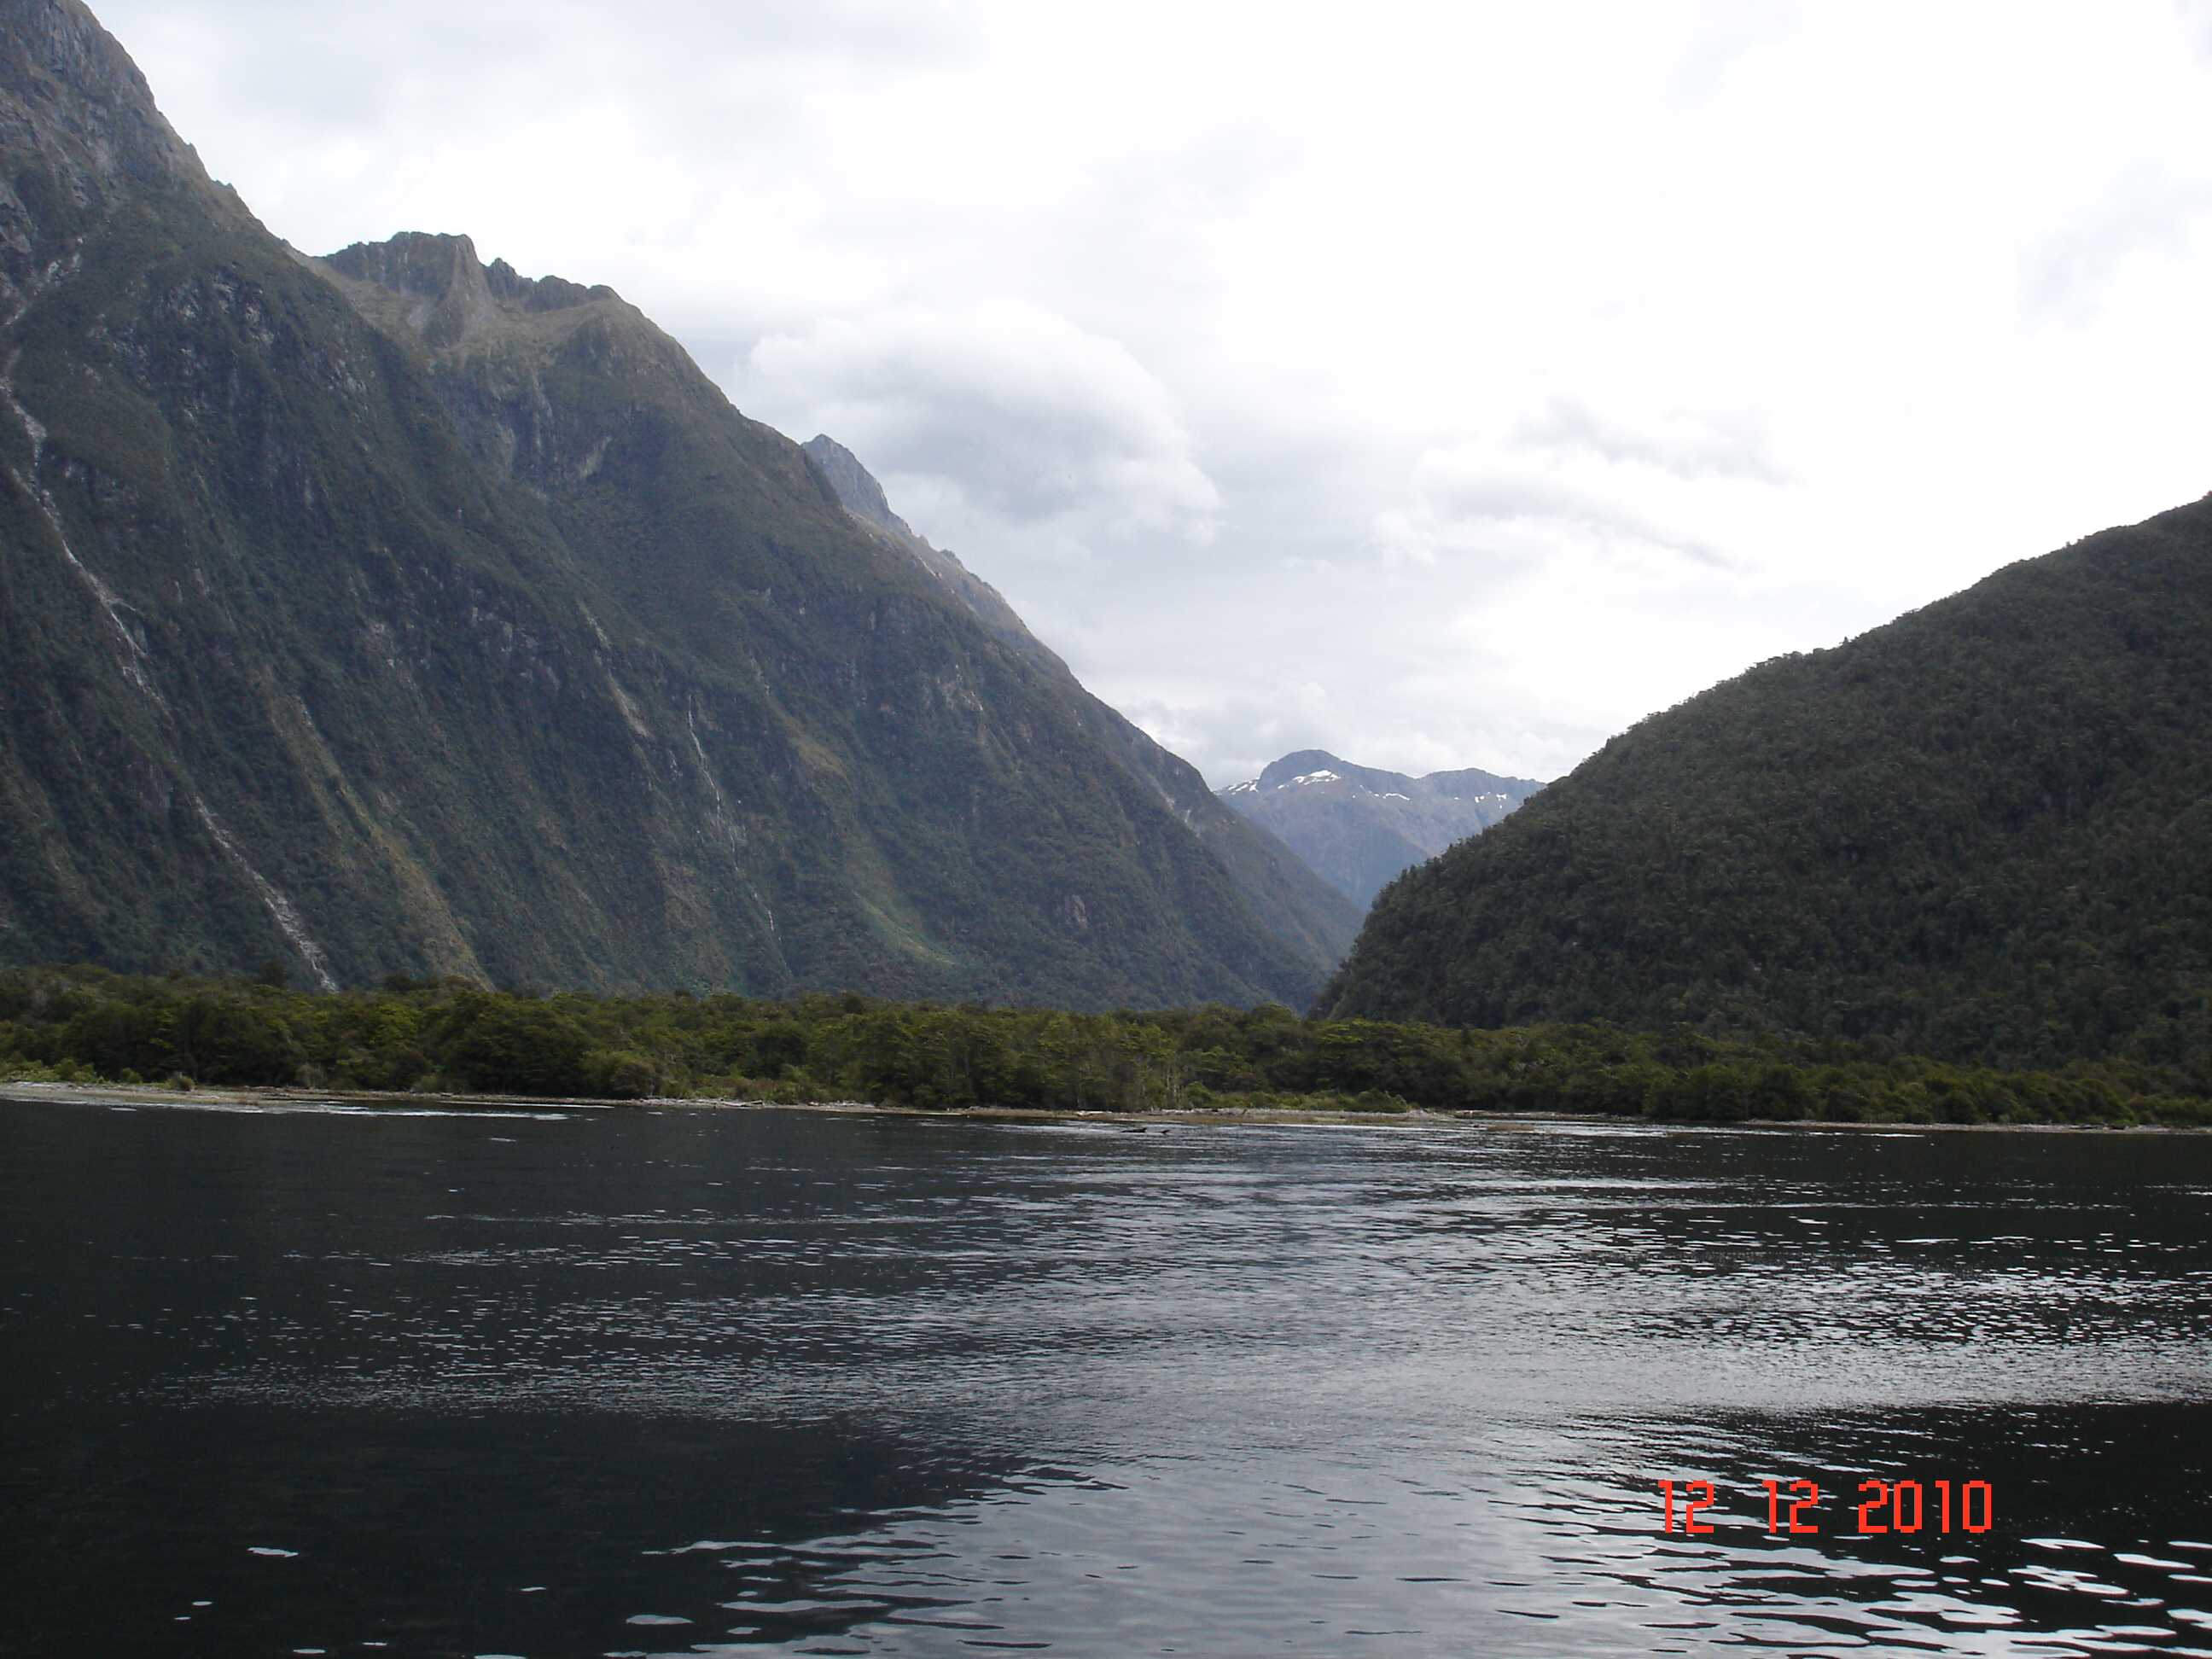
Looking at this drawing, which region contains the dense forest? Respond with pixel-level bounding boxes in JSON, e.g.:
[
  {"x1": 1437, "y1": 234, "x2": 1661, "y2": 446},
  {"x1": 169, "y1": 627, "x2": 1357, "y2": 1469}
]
[
  {"x1": 1326, "y1": 499, "x2": 2212, "y2": 1074},
  {"x1": 3, "y1": 966, "x2": 2207, "y2": 1127}
]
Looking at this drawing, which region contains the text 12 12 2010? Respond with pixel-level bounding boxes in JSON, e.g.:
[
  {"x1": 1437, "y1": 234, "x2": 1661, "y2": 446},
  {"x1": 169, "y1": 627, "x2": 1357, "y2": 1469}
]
[{"x1": 1657, "y1": 1478, "x2": 1994, "y2": 1536}]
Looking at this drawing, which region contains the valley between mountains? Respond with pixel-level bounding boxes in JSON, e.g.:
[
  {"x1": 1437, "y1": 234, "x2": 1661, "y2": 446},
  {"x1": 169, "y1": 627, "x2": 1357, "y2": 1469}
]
[{"x1": 2, "y1": 0, "x2": 2207, "y2": 1103}]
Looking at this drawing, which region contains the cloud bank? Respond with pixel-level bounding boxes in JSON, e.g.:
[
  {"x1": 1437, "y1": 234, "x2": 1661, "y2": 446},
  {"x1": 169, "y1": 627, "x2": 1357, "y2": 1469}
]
[{"x1": 97, "y1": 0, "x2": 2212, "y2": 785}]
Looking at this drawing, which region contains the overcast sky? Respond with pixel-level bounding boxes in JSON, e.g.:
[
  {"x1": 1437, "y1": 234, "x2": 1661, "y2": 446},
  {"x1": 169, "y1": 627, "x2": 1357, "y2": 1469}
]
[{"x1": 99, "y1": 0, "x2": 2212, "y2": 784}]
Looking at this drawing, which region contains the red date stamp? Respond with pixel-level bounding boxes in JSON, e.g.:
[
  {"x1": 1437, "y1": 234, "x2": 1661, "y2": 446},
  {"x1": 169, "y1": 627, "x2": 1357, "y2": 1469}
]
[{"x1": 1659, "y1": 1477, "x2": 1994, "y2": 1536}]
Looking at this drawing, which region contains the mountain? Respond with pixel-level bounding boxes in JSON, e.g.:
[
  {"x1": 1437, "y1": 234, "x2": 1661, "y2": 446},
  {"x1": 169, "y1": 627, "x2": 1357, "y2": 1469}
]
[
  {"x1": 1324, "y1": 502, "x2": 2212, "y2": 1075},
  {"x1": 0, "y1": 0, "x2": 1354, "y2": 1008},
  {"x1": 801, "y1": 434, "x2": 1071, "y2": 677},
  {"x1": 798, "y1": 436, "x2": 1360, "y2": 970},
  {"x1": 1218, "y1": 750, "x2": 1542, "y2": 910}
]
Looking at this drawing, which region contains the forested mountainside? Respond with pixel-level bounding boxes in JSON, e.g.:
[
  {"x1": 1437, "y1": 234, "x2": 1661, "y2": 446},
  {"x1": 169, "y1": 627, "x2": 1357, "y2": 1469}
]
[
  {"x1": 1220, "y1": 749, "x2": 1542, "y2": 909},
  {"x1": 0, "y1": 0, "x2": 1352, "y2": 1008},
  {"x1": 1325, "y1": 502, "x2": 2212, "y2": 1077}
]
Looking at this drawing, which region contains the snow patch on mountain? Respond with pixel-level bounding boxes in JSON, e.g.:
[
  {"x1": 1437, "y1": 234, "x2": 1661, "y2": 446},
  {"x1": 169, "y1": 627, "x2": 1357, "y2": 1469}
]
[{"x1": 1217, "y1": 748, "x2": 1545, "y2": 911}]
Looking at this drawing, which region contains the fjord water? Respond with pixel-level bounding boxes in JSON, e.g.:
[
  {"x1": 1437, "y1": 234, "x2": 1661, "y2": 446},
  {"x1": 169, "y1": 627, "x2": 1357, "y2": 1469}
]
[{"x1": 5, "y1": 1098, "x2": 2212, "y2": 1657}]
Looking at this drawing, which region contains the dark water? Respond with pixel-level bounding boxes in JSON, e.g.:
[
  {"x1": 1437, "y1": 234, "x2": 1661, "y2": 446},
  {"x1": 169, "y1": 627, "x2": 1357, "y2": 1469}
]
[{"x1": 5, "y1": 1093, "x2": 2212, "y2": 1656}]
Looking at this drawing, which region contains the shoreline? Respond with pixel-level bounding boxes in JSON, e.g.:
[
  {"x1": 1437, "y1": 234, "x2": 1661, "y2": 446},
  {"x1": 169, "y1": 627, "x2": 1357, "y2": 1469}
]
[{"x1": 3, "y1": 1077, "x2": 2203, "y2": 1134}]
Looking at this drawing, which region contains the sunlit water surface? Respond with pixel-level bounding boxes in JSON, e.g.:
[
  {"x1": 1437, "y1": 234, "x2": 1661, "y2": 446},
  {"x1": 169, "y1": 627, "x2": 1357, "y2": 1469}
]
[{"x1": 5, "y1": 1094, "x2": 2212, "y2": 1656}]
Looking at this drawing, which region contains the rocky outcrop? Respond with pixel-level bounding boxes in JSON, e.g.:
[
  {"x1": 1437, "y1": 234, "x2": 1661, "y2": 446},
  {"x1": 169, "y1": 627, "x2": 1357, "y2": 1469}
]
[{"x1": 802, "y1": 434, "x2": 914, "y2": 539}]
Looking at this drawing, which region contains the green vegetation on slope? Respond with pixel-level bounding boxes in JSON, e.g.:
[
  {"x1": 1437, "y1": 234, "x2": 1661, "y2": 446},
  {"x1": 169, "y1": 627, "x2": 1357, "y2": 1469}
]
[
  {"x1": 1326, "y1": 501, "x2": 2212, "y2": 1076},
  {"x1": 0, "y1": 0, "x2": 1351, "y2": 1010},
  {"x1": 4, "y1": 965, "x2": 2206, "y2": 1127}
]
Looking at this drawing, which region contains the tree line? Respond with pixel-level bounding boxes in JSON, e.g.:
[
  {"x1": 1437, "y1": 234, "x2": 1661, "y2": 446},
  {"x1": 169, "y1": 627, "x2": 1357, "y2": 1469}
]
[{"x1": 2, "y1": 964, "x2": 2207, "y2": 1127}]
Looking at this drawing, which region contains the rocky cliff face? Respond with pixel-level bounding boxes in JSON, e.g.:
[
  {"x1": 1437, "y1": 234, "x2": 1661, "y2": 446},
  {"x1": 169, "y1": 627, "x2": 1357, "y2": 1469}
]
[
  {"x1": 801, "y1": 434, "x2": 915, "y2": 539},
  {"x1": 1220, "y1": 750, "x2": 1544, "y2": 911},
  {"x1": 0, "y1": 0, "x2": 1354, "y2": 1007}
]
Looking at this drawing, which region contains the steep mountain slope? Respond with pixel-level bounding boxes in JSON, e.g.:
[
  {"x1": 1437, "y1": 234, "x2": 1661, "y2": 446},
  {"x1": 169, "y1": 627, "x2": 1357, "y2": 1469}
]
[
  {"x1": 0, "y1": 0, "x2": 1350, "y2": 1008},
  {"x1": 1324, "y1": 503, "x2": 2212, "y2": 1073},
  {"x1": 800, "y1": 434, "x2": 1362, "y2": 970},
  {"x1": 800, "y1": 434, "x2": 1064, "y2": 674},
  {"x1": 1220, "y1": 749, "x2": 1541, "y2": 909}
]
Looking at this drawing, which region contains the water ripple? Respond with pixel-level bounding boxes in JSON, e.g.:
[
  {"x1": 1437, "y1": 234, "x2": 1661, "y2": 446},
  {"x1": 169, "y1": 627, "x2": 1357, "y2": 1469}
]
[{"x1": 6, "y1": 1102, "x2": 2212, "y2": 1654}]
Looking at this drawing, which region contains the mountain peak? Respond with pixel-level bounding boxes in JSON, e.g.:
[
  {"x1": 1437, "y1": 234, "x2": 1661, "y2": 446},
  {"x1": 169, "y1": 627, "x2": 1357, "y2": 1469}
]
[
  {"x1": 1222, "y1": 748, "x2": 1544, "y2": 911},
  {"x1": 1, "y1": 0, "x2": 201, "y2": 185},
  {"x1": 324, "y1": 230, "x2": 484, "y2": 301},
  {"x1": 0, "y1": 0, "x2": 230, "y2": 317},
  {"x1": 801, "y1": 434, "x2": 915, "y2": 539},
  {"x1": 320, "y1": 231, "x2": 620, "y2": 350},
  {"x1": 1257, "y1": 749, "x2": 1352, "y2": 791}
]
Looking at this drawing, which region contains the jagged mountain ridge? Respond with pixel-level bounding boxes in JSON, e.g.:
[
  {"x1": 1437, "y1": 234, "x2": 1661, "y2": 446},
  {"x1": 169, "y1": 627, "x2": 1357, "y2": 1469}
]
[
  {"x1": 1219, "y1": 748, "x2": 1542, "y2": 910},
  {"x1": 1324, "y1": 503, "x2": 2212, "y2": 1074},
  {"x1": 0, "y1": 0, "x2": 1353, "y2": 1008}
]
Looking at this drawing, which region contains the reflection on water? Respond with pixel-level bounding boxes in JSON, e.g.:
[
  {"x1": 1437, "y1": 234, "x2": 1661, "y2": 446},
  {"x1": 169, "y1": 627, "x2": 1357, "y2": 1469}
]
[{"x1": 3, "y1": 1097, "x2": 2211, "y2": 1655}]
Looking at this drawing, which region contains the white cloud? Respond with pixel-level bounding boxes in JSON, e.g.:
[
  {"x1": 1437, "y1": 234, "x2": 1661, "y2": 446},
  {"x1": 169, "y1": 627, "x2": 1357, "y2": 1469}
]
[
  {"x1": 1512, "y1": 401, "x2": 1786, "y2": 486},
  {"x1": 734, "y1": 301, "x2": 1217, "y2": 536},
  {"x1": 89, "y1": 0, "x2": 2212, "y2": 786}
]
